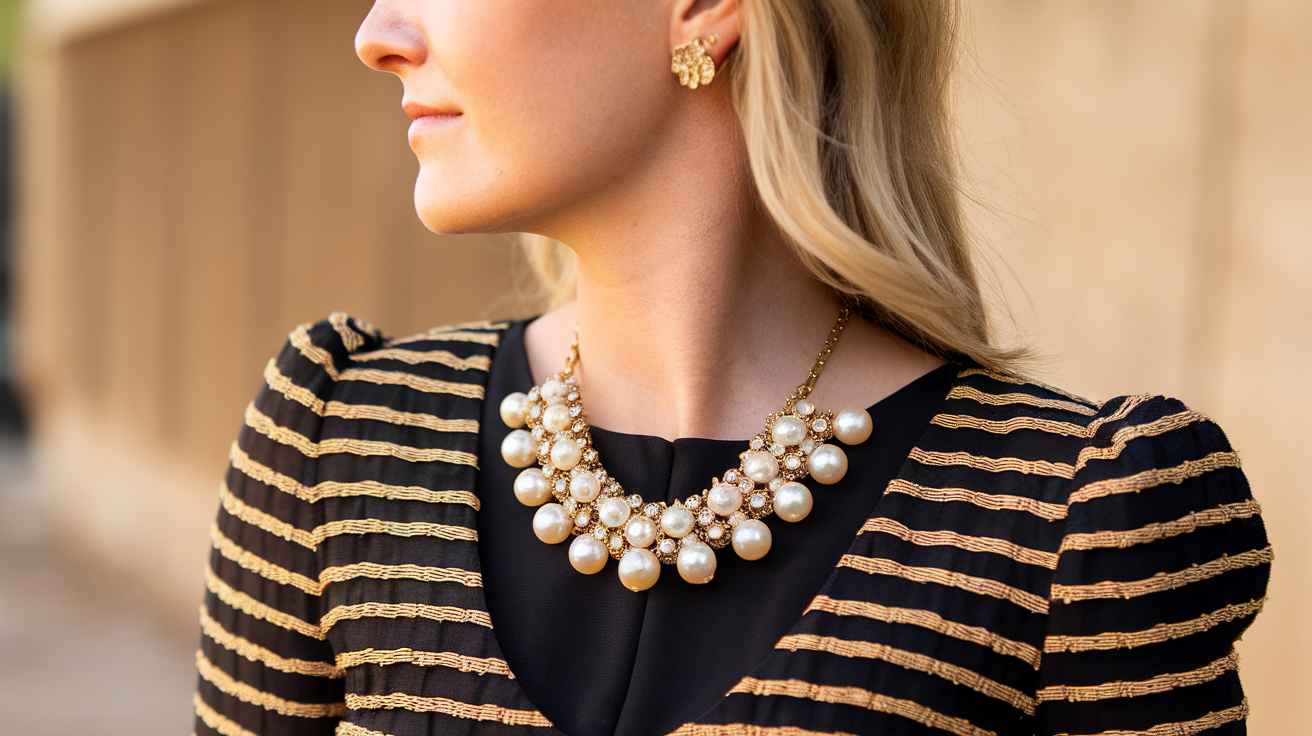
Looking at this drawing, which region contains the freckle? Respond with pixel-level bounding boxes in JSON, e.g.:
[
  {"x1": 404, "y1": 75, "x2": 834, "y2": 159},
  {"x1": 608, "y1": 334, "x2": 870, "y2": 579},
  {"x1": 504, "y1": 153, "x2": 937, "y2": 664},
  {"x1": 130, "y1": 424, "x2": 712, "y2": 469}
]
[{"x1": 632, "y1": 221, "x2": 638, "y2": 227}]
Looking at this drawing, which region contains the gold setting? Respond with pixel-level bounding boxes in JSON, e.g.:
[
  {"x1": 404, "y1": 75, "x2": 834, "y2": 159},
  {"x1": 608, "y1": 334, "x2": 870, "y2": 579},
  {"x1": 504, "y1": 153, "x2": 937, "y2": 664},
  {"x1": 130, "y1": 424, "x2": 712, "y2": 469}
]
[{"x1": 672, "y1": 34, "x2": 719, "y2": 89}]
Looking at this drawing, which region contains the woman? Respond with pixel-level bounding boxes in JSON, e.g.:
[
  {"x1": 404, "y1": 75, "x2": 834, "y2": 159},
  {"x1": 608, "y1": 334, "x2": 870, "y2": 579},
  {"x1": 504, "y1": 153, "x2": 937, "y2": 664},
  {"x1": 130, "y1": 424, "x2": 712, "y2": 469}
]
[{"x1": 193, "y1": 1, "x2": 1270, "y2": 734}]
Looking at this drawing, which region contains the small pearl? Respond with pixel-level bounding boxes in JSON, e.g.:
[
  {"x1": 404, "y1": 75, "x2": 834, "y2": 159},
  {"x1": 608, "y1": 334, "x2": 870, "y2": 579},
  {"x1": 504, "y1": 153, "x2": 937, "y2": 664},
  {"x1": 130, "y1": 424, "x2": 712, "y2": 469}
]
[
  {"x1": 532, "y1": 503, "x2": 572, "y2": 544},
  {"x1": 550, "y1": 438, "x2": 582, "y2": 470},
  {"x1": 707, "y1": 483, "x2": 743, "y2": 516},
  {"x1": 617, "y1": 548, "x2": 661, "y2": 591},
  {"x1": 500, "y1": 392, "x2": 529, "y2": 428},
  {"x1": 568, "y1": 535, "x2": 608, "y2": 574},
  {"x1": 500, "y1": 430, "x2": 536, "y2": 468},
  {"x1": 598, "y1": 497, "x2": 632, "y2": 528},
  {"x1": 774, "y1": 481, "x2": 813, "y2": 522},
  {"x1": 513, "y1": 468, "x2": 552, "y2": 506},
  {"x1": 541, "y1": 378, "x2": 568, "y2": 404},
  {"x1": 809, "y1": 444, "x2": 848, "y2": 484},
  {"x1": 569, "y1": 470, "x2": 601, "y2": 502},
  {"x1": 661, "y1": 506, "x2": 695, "y2": 538},
  {"x1": 677, "y1": 542, "x2": 717, "y2": 584},
  {"x1": 625, "y1": 517, "x2": 658, "y2": 548},
  {"x1": 743, "y1": 451, "x2": 780, "y2": 483},
  {"x1": 771, "y1": 416, "x2": 808, "y2": 446},
  {"x1": 834, "y1": 405, "x2": 873, "y2": 445},
  {"x1": 732, "y1": 519, "x2": 772, "y2": 560},
  {"x1": 793, "y1": 399, "x2": 816, "y2": 417},
  {"x1": 542, "y1": 404, "x2": 571, "y2": 432}
]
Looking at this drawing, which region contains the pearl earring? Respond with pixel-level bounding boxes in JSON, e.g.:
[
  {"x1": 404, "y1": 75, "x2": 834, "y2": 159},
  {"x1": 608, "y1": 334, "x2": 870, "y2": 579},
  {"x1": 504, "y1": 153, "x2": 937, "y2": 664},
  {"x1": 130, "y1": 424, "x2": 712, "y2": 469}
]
[{"x1": 671, "y1": 34, "x2": 718, "y2": 89}]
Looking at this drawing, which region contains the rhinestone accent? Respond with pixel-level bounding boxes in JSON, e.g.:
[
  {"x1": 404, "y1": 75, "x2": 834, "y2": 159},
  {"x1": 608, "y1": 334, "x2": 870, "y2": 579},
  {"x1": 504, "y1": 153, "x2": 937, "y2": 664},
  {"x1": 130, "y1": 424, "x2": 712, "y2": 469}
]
[
  {"x1": 784, "y1": 454, "x2": 802, "y2": 470},
  {"x1": 698, "y1": 509, "x2": 715, "y2": 525},
  {"x1": 538, "y1": 442, "x2": 551, "y2": 456},
  {"x1": 610, "y1": 535, "x2": 624, "y2": 550},
  {"x1": 573, "y1": 420, "x2": 586, "y2": 433},
  {"x1": 569, "y1": 405, "x2": 582, "y2": 417},
  {"x1": 568, "y1": 392, "x2": 580, "y2": 402},
  {"x1": 593, "y1": 527, "x2": 606, "y2": 540},
  {"x1": 531, "y1": 427, "x2": 545, "y2": 440},
  {"x1": 749, "y1": 437, "x2": 764, "y2": 450},
  {"x1": 583, "y1": 449, "x2": 598, "y2": 462},
  {"x1": 770, "y1": 443, "x2": 786, "y2": 457},
  {"x1": 724, "y1": 469, "x2": 739, "y2": 482},
  {"x1": 628, "y1": 495, "x2": 643, "y2": 508},
  {"x1": 749, "y1": 493, "x2": 766, "y2": 508},
  {"x1": 645, "y1": 503, "x2": 661, "y2": 517},
  {"x1": 528, "y1": 404, "x2": 542, "y2": 419},
  {"x1": 794, "y1": 399, "x2": 815, "y2": 416},
  {"x1": 801, "y1": 438, "x2": 816, "y2": 454},
  {"x1": 686, "y1": 496, "x2": 702, "y2": 509},
  {"x1": 707, "y1": 525, "x2": 724, "y2": 540},
  {"x1": 575, "y1": 512, "x2": 591, "y2": 527},
  {"x1": 768, "y1": 478, "x2": 783, "y2": 491},
  {"x1": 728, "y1": 512, "x2": 746, "y2": 527},
  {"x1": 813, "y1": 418, "x2": 829, "y2": 432},
  {"x1": 658, "y1": 539, "x2": 676, "y2": 554},
  {"x1": 563, "y1": 498, "x2": 577, "y2": 513},
  {"x1": 555, "y1": 479, "x2": 568, "y2": 493},
  {"x1": 528, "y1": 387, "x2": 540, "y2": 400},
  {"x1": 737, "y1": 478, "x2": 753, "y2": 492}
]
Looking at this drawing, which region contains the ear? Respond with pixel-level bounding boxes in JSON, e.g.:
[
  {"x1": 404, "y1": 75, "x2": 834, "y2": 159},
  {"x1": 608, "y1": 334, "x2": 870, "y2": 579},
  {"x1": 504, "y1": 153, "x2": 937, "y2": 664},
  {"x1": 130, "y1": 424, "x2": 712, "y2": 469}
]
[{"x1": 669, "y1": 0, "x2": 741, "y2": 64}]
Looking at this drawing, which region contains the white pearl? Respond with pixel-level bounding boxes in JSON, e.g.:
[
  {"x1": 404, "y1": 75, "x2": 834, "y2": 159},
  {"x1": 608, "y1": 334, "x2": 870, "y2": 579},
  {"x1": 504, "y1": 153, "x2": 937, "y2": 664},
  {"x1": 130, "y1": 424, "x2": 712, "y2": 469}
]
[
  {"x1": 661, "y1": 506, "x2": 695, "y2": 538},
  {"x1": 500, "y1": 392, "x2": 530, "y2": 428},
  {"x1": 532, "y1": 503, "x2": 572, "y2": 544},
  {"x1": 809, "y1": 444, "x2": 848, "y2": 484},
  {"x1": 732, "y1": 519, "x2": 772, "y2": 560},
  {"x1": 774, "y1": 481, "x2": 813, "y2": 522},
  {"x1": 793, "y1": 399, "x2": 816, "y2": 417},
  {"x1": 834, "y1": 405, "x2": 873, "y2": 445},
  {"x1": 771, "y1": 416, "x2": 808, "y2": 446},
  {"x1": 707, "y1": 483, "x2": 743, "y2": 516},
  {"x1": 677, "y1": 542, "x2": 717, "y2": 584},
  {"x1": 569, "y1": 470, "x2": 601, "y2": 502},
  {"x1": 598, "y1": 497, "x2": 632, "y2": 528},
  {"x1": 500, "y1": 429, "x2": 536, "y2": 468},
  {"x1": 513, "y1": 468, "x2": 552, "y2": 506},
  {"x1": 568, "y1": 535, "x2": 608, "y2": 574},
  {"x1": 550, "y1": 438, "x2": 582, "y2": 470},
  {"x1": 743, "y1": 451, "x2": 780, "y2": 483},
  {"x1": 617, "y1": 548, "x2": 661, "y2": 591},
  {"x1": 542, "y1": 403, "x2": 572, "y2": 432},
  {"x1": 541, "y1": 378, "x2": 568, "y2": 404},
  {"x1": 625, "y1": 517, "x2": 658, "y2": 548}
]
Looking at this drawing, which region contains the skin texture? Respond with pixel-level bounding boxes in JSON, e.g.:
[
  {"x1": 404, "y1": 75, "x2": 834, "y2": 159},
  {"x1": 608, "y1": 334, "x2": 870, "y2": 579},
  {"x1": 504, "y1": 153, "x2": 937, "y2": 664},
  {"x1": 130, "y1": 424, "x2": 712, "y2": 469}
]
[{"x1": 356, "y1": 0, "x2": 943, "y2": 441}]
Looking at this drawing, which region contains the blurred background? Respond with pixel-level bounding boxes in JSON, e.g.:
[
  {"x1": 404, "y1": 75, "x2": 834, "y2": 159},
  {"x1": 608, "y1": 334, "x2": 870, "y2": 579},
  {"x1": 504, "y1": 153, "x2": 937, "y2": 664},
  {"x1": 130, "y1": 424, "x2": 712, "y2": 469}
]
[{"x1": 0, "y1": 0, "x2": 1306, "y2": 733}]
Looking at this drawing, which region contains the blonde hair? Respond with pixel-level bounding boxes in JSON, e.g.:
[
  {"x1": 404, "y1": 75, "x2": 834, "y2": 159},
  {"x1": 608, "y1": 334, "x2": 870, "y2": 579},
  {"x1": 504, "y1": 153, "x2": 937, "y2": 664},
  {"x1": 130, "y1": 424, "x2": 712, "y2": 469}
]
[{"x1": 521, "y1": 0, "x2": 1014, "y2": 370}]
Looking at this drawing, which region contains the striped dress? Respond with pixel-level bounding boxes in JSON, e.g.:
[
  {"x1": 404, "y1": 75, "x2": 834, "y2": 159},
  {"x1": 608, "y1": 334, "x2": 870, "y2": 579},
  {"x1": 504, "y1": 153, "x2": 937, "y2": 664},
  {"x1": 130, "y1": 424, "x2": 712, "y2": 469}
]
[{"x1": 194, "y1": 314, "x2": 1270, "y2": 736}]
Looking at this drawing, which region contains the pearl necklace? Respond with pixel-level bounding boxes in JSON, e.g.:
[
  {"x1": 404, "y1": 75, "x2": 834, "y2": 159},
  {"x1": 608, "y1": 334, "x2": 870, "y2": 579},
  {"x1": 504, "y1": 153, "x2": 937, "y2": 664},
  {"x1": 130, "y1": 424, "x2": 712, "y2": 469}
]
[{"x1": 498, "y1": 310, "x2": 873, "y2": 591}]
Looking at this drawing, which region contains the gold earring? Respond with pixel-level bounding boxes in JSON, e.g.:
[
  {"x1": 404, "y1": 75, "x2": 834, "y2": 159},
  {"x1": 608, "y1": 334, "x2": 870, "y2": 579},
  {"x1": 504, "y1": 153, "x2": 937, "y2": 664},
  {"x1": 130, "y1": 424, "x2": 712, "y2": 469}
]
[{"x1": 671, "y1": 34, "x2": 718, "y2": 89}]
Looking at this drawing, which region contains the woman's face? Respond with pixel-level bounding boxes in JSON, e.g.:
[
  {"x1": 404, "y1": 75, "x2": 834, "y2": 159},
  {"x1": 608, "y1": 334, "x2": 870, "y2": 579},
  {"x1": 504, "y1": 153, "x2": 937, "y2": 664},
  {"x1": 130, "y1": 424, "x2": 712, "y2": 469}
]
[{"x1": 356, "y1": 0, "x2": 696, "y2": 236}]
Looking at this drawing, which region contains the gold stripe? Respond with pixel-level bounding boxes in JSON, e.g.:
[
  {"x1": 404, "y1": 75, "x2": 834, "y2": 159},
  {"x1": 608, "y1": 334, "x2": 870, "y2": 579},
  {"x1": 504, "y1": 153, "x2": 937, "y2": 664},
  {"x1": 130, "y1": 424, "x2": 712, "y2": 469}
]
[
  {"x1": 668, "y1": 725, "x2": 859, "y2": 736},
  {"x1": 329, "y1": 312, "x2": 367, "y2": 352},
  {"x1": 909, "y1": 448, "x2": 1075, "y2": 479},
  {"x1": 353, "y1": 347, "x2": 492, "y2": 372},
  {"x1": 344, "y1": 693, "x2": 550, "y2": 726},
  {"x1": 265, "y1": 359, "x2": 326, "y2": 412},
  {"x1": 727, "y1": 678, "x2": 994, "y2": 736},
  {"x1": 195, "y1": 692, "x2": 260, "y2": 736},
  {"x1": 859, "y1": 517, "x2": 1058, "y2": 569},
  {"x1": 1050, "y1": 546, "x2": 1273, "y2": 603},
  {"x1": 337, "y1": 367, "x2": 484, "y2": 400},
  {"x1": 206, "y1": 567, "x2": 324, "y2": 640},
  {"x1": 1037, "y1": 650, "x2": 1238, "y2": 703},
  {"x1": 389, "y1": 329, "x2": 502, "y2": 347},
  {"x1": 840, "y1": 555, "x2": 1049, "y2": 614},
  {"x1": 777, "y1": 634, "x2": 1035, "y2": 714},
  {"x1": 1052, "y1": 699, "x2": 1247, "y2": 736},
  {"x1": 1044, "y1": 598, "x2": 1265, "y2": 653},
  {"x1": 220, "y1": 482, "x2": 317, "y2": 549},
  {"x1": 931, "y1": 395, "x2": 1146, "y2": 440},
  {"x1": 244, "y1": 404, "x2": 479, "y2": 466},
  {"x1": 265, "y1": 360, "x2": 479, "y2": 433},
  {"x1": 229, "y1": 443, "x2": 480, "y2": 509},
  {"x1": 196, "y1": 650, "x2": 346, "y2": 718},
  {"x1": 1069, "y1": 452, "x2": 1242, "y2": 505},
  {"x1": 805, "y1": 595, "x2": 1042, "y2": 668},
  {"x1": 211, "y1": 523, "x2": 320, "y2": 595},
  {"x1": 947, "y1": 385, "x2": 1097, "y2": 416},
  {"x1": 290, "y1": 324, "x2": 341, "y2": 380},
  {"x1": 337, "y1": 723, "x2": 393, "y2": 736},
  {"x1": 1060, "y1": 501, "x2": 1261, "y2": 552},
  {"x1": 956, "y1": 368, "x2": 1094, "y2": 405},
  {"x1": 321, "y1": 602, "x2": 492, "y2": 632},
  {"x1": 320, "y1": 563, "x2": 483, "y2": 589},
  {"x1": 885, "y1": 478, "x2": 1067, "y2": 521},
  {"x1": 1074, "y1": 410, "x2": 1208, "y2": 472},
  {"x1": 336, "y1": 648, "x2": 512, "y2": 677},
  {"x1": 200, "y1": 606, "x2": 343, "y2": 678}
]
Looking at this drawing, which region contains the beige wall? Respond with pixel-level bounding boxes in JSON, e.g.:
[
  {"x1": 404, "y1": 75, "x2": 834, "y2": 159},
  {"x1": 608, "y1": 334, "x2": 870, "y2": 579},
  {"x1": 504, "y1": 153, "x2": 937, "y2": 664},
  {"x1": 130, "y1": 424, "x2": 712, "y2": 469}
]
[{"x1": 16, "y1": 0, "x2": 1310, "y2": 732}]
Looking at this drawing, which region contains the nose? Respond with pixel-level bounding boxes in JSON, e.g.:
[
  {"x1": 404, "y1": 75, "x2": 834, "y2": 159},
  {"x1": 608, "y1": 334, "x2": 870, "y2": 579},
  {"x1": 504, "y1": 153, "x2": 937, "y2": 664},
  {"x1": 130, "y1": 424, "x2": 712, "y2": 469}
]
[{"x1": 356, "y1": 1, "x2": 427, "y2": 74}]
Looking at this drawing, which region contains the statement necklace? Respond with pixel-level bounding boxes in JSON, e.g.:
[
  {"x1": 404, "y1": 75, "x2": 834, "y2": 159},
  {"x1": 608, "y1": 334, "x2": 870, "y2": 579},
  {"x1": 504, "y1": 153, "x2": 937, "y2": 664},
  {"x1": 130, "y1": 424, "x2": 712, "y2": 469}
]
[{"x1": 498, "y1": 309, "x2": 873, "y2": 591}]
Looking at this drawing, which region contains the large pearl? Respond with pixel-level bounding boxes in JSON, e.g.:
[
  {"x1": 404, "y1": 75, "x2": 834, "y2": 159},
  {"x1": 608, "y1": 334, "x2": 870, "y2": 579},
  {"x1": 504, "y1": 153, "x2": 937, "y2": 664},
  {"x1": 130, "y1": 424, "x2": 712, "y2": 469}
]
[
  {"x1": 743, "y1": 451, "x2": 780, "y2": 483},
  {"x1": 568, "y1": 535, "x2": 608, "y2": 574},
  {"x1": 513, "y1": 468, "x2": 552, "y2": 506},
  {"x1": 809, "y1": 444, "x2": 848, "y2": 484},
  {"x1": 617, "y1": 548, "x2": 661, "y2": 591},
  {"x1": 677, "y1": 542, "x2": 717, "y2": 584},
  {"x1": 834, "y1": 405, "x2": 873, "y2": 445},
  {"x1": 598, "y1": 497, "x2": 632, "y2": 528},
  {"x1": 771, "y1": 416, "x2": 808, "y2": 446},
  {"x1": 661, "y1": 506, "x2": 695, "y2": 538},
  {"x1": 501, "y1": 429, "x2": 536, "y2": 468},
  {"x1": 550, "y1": 438, "x2": 582, "y2": 470},
  {"x1": 532, "y1": 503, "x2": 572, "y2": 544},
  {"x1": 707, "y1": 483, "x2": 743, "y2": 516},
  {"x1": 625, "y1": 517, "x2": 658, "y2": 548},
  {"x1": 542, "y1": 404, "x2": 572, "y2": 432},
  {"x1": 569, "y1": 470, "x2": 601, "y2": 502},
  {"x1": 774, "y1": 481, "x2": 813, "y2": 522},
  {"x1": 500, "y1": 392, "x2": 529, "y2": 428},
  {"x1": 541, "y1": 378, "x2": 568, "y2": 404},
  {"x1": 732, "y1": 519, "x2": 772, "y2": 560}
]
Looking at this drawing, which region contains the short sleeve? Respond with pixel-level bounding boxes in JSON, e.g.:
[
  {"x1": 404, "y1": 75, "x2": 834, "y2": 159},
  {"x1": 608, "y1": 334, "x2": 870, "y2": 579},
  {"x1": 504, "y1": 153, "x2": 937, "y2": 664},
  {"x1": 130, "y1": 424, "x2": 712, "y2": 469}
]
[
  {"x1": 1036, "y1": 395, "x2": 1270, "y2": 735},
  {"x1": 194, "y1": 314, "x2": 382, "y2": 736}
]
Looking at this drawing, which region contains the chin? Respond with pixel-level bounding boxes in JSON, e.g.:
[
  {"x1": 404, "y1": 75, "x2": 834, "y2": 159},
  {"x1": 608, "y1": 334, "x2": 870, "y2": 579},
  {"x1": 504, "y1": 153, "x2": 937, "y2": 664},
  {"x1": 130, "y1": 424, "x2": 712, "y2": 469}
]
[{"x1": 412, "y1": 167, "x2": 505, "y2": 235}]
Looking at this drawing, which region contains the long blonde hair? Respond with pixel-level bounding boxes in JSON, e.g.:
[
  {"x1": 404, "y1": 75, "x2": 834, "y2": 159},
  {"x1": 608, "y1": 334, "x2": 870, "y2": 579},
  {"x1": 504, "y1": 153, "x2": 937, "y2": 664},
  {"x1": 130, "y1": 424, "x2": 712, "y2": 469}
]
[{"x1": 521, "y1": 0, "x2": 1014, "y2": 370}]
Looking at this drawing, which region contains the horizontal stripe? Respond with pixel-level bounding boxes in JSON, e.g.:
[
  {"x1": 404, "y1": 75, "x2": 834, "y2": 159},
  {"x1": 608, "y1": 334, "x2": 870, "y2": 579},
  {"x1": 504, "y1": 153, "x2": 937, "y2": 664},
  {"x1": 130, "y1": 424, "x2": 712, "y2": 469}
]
[
  {"x1": 884, "y1": 478, "x2": 1066, "y2": 521},
  {"x1": 245, "y1": 404, "x2": 479, "y2": 466},
  {"x1": 196, "y1": 650, "x2": 345, "y2": 718},
  {"x1": 956, "y1": 368, "x2": 1092, "y2": 404},
  {"x1": 320, "y1": 563, "x2": 482, "y2": 588},
  {"x1": 840, "y1": 554, "x2": 1049, "y2": 614},
  {"x1": 1052, "y1": 698, "x2": 1247, "y2": 736},
  {"x1": 291, "y1": 324, "x2": 341, "y2": 379},
  {"x1": 1037, "y1": 650, "x2": 1238, "y2": 703},
  {"x1": 1074, "y1": 410, "x2": 1207, "y2": 472},
  {"x1": 337, "y1": 367, "x2": 484, "y2": 399},
  {"x1": 947, "y1": 385, "x2": 1097, "y2": 416},
  {"x1": 336, "y1": 723, "x2": 393, "y2": 736},
  {"x1": 230, "y1": 444, "x2": 480, "y2": 509},
  {"x1": 805, "y1": 595, "x2": 1042, "y2": 668},
  {"x1": 344, "y1": 693, "x2": 550, "y2": 726},
  {"x1": 200, "y1": 606, "x2": 343, "y2": 678},
  {"x1": 388, "y1": 329, "x2": 502, "y2": 347},
  {"x1": 336, "y1": 648, "x2": 512, "y2": 677},
  {"x1": 321, "y1": 603, "x2": 492, "y2": 631},
  {"x1": 1060, "y1": 501, "x2": 1261, "y2": 552},
  {"x1": 909, "y1": 448, "x2": 1075, "y2": 479},
  {"x1": 265, "y1": 361, "x2": 479, "y2": 433},
  {"x1": 195, "y1": 692, "x2": 260, "y2": 736},
  {"x1": 728, "y1": 678, "x2": 992, "y2": 736},
  {"x1": 352, "y1": 347, "x2": 492, "y2": 372},
  {"x1": 1049, "y1": 546, "x2": 1273, "y2": 603},
  {"x1": 778, "y1": 634, "x2": 1034, "y2": 714},
  {"x1": 206, "y1": 567, "x2": 324, "y2": 640},
  {"x1": 1044, "y1": 598, "x2": 1265, "y2": 653},
  {"x1": 932, "y1": 395, "x2": 1146, "y2": 440},
  {"x1": 329, "y1": 312, "x2": 371, "y2": 352},
  {"x1": 859, "y1": 517, "x2": 1058, "y2": 569},
  {"x1": 265, "y1": 359, "x2": 326, "y2": 412},
  {"x1": 669, "y1": 725, "x2": 860, "y2": 736},
  {"x1": 220, "y1": 482, "x2": 316, "y2": 549},
  {"x1": 211, "y1": 523, "x2": 319, "y2": 595},
  {"x1": 1069, "y1": 452, "x2": 1242, "y2": 505}
]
